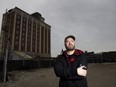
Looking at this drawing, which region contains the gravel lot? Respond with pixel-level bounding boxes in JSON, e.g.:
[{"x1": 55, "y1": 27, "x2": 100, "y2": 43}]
[{"x1": 0, "y1": 63, "x2": 116, "y2": 87}]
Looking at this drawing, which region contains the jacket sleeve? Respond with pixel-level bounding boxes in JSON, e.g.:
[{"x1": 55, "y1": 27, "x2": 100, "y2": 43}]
[
  {"x1": 53, "y1": 55, "x2": 71, "y2": 78},
  {"x1": 71, "y1": 53, "x2": 88, "y2": 79},
  {"x1": 79, "y1": 53, "x2": 88, "y2": 69}
]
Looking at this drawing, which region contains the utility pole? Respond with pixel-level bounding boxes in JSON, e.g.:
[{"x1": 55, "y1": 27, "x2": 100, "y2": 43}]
[
  {"x1": 2, "y1": 10, "x2": 12, "y2": 82},
  {"x1": 3, "y1": 43, "x2": 8, "y2": 83},
  {"x1": 2, "y1": 10, "x2": 9, "y2": 83}
]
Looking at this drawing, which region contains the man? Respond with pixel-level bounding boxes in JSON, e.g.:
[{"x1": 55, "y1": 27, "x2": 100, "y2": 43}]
[{"x1": 53, "y1": 35, "x2": 88, "y2": 87}]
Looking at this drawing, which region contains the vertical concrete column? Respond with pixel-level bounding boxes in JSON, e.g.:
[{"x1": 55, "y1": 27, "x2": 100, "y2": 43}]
[
  {"x1": 49, "y1": 29, "x2": 51, "y2": 56},
  {"x1": 25, "y1": 16, "x2": 28, "y2": 51},
  {"x1": 46, "y1": 28, "x2": 48, "y2": 54},
  {"x1": 43, "y1": 25, "x2": 45, "y2": 55},
  {"x1": 12, "y1": 13, "x2": 16, "y2": 50},
  {"x1": 19, "y1": 13, "x2": 23, "y2": 51},
  {"x1": 39, "y1": 25, "x2": 41, "y2": 54},
  {"x1": 35, "y1": 21, "x2": 37, "y2": 53},
  {"x1": 30, "y1": 18, "x2": 33, "y2": 52}
]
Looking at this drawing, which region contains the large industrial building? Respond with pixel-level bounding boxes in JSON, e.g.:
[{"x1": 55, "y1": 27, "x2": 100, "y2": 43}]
[{"x1": 0, "y1": 7, "x2": 51, "y2": 60}]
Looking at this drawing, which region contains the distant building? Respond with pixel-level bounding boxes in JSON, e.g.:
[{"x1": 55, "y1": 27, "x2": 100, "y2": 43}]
[
  {"x1": 0, "y1": 7, "x2": 51, "y2": 60},
  {"x1": 86, "y1": 51, "x2": 116, "y2": 63},
  {"x1": 102, "y1": 51, "x2": 116, "y2": 62}
]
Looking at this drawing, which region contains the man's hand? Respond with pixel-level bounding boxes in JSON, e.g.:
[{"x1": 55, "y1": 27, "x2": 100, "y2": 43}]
[{"x1": 77, "y1": 66, "x2": 87, "y2": 76}]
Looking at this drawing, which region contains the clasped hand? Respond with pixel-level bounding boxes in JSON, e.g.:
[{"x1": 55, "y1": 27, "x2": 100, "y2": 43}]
[{"x1": 77, "y1": 66, "x2": 87, "y2": 76}]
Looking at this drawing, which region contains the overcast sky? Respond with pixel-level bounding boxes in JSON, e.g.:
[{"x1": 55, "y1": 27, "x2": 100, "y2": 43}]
[{"x1": 0, "y1": 0, "x2": 116, "y2": 57}]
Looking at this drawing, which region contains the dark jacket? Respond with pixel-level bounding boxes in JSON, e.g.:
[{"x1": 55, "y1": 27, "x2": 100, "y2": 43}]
[{"x1": 53, "y1": 49, "x2": 88, "y2": 87}]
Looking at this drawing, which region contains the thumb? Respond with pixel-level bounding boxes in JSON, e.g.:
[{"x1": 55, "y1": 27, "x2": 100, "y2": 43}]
[
  {"x1": 80, "y1": 65, "x2": 84, "y2": 68},
  {"x1": 81, "y1": 65, "x2": 86, "y2": 69}
]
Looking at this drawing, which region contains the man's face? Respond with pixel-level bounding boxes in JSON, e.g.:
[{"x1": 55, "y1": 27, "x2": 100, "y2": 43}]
[{"x1": 65, "y1": 38, "x2": 75, "y2": 51}]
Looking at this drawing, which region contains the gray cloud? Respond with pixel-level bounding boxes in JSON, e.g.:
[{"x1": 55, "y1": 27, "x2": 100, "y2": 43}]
[{"x1": 0, "y1": 0, "x2": 116, "y2": 56}]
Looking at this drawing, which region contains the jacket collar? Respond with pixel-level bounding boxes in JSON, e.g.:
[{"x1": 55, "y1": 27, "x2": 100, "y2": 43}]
[{"x1": 63, "y1": 49, "x2": 84, "y2": 58}]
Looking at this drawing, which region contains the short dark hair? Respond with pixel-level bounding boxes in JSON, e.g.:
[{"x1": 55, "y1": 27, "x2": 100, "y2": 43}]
[{"x1": 64, "y1": 35, "x2": 75, "y2": 42}]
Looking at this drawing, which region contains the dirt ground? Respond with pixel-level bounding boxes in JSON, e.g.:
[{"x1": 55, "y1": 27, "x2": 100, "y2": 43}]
[{"x1": 0, "y1": 63, "x2": 116, "y2": 87}]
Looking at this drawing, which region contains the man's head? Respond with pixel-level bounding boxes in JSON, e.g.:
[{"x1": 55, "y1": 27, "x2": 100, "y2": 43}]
[{"x1": 64, "y1": 35, "x2": 75, "y2": 51}]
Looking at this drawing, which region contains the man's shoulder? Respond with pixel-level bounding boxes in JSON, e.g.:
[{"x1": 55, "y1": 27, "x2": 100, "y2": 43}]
[
  {"x1": 54, "y1": 54, "x2": 65, "y2": 62},
  {"x1": 57, "y1": 54, "x2": 64, "y2": 58},
  {"x1": 76, "y1": 49, "x2": 84, "y2": 52},
  {"x1": 75, "y1": 49, "x2": 84, "y2": 55}
]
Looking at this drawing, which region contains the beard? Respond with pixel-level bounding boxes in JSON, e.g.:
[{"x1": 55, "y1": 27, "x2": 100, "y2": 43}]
[{"x1": 65, "y1": 45, "x2": 75, "y2": 51}]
